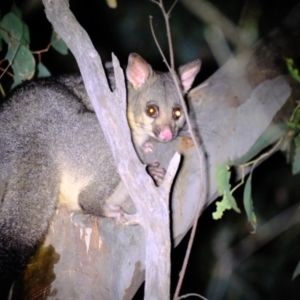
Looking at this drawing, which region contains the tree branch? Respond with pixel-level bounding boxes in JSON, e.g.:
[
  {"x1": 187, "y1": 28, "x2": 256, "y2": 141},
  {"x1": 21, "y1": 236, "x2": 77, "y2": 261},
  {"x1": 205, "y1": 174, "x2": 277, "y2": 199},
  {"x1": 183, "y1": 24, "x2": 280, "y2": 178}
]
[{"x1": 41, "y1": 0, "x2": 180, "y2": 298}]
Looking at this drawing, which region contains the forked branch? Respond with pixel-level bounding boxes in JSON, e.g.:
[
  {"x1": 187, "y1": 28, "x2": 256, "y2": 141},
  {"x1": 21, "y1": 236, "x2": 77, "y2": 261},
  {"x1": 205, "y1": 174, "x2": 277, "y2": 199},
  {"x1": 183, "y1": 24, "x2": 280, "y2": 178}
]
[{"x1": 150, "y1": 1, "x2": 208, "y2": 299}]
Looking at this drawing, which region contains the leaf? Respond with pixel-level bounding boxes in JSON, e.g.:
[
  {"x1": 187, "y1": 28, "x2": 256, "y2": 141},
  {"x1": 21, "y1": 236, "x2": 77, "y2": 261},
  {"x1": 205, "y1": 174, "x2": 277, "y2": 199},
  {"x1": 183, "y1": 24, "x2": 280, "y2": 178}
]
[
  {"x1": 11, "y1": 71, "x2": 23, "y2": 89},
  {"x1": 234, "y1": 123, "x2": 289, "y2": 165},
  {"x1": 213, "y1": 164, "x2": 241, "y2": 220},
  {"x1": 5, "y1": 42, "x2": 20, "y2": 62},
  {"x1": 293, "y1": 260, "x2": 300, "y2": 280},
  {"x1": 11, "y1": 4, "x2": 22, "y2": 19},
  {"x1": 0, "y1": 12, "x2": 23, "y2": 44},
  {"x1": 243, "y1": 174, "x2": 257, "y2": 232},
  {"x1": 6, "y1": 43, "x2": 35, "y2": 89},
  {"x1": 212, "y1": 197, "x2": 231, "y2": 220},
  {"x1": 287, "y1": 122, "x2": 300, "y2": 130},
  {"x1": 285, "y1": 58, "x2": 300, "y2": 83},
  {"x1": 216, "y1": 164, "x2": 231, "y2": 196},
  {"x1": 21, "y1": 23, "x2": 30, "y2": 45},
  {"x1": 290, "y1": 105, "x2": 300, "y2": 124},
  {"x1": 37, "y1": 62, "x2": 51, "y2": 78},
  {"x1": 11, "y1": 4, "x2": 30, "y2": 45},
  {"x1": 227, "y1": 191, "x2": 241, "y2": 213},
  {"x1": 51, "y1": 30, "x2": 68, "y2": 55},
  {"x1": 292, "y1": 134, "x2": 300, "y2": 174}
]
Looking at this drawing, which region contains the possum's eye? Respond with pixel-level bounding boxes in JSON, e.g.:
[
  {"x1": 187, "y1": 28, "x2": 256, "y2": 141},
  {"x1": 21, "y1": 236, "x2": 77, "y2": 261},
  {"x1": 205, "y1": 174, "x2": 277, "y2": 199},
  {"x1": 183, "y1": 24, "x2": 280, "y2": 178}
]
[
  {"x1": 173, "y1": 107, "x2": 182, "y2": 120},
  {"x1": 146, "y1": 105, "x2": 159, "y2": 118}
]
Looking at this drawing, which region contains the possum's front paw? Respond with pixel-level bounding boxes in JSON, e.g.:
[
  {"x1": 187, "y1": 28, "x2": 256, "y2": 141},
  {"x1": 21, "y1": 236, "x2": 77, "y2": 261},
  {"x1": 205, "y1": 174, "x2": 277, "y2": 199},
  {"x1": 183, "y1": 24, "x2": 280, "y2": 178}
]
[
  {"x1": 141, "y1": 141, "x2": 153, "y2": 153},
  {"x1": 147, "y1": 162, "x2": 166, "y2": 186}
]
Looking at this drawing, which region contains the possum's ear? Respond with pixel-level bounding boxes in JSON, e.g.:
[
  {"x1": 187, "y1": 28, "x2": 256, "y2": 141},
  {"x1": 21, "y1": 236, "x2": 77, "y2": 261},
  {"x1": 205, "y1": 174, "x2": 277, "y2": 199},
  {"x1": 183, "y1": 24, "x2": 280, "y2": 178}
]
[
  {"x1": 126, "y1": 53, "x2": 153, "y2": 90},
  {"x1": 178, "y1": 59, "x2": 201, "y2": 93}
]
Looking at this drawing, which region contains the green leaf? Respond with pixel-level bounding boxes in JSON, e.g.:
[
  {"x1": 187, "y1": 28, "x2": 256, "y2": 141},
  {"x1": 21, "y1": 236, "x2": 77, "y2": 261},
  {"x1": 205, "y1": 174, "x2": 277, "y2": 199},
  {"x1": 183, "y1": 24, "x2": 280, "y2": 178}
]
[
  {"x1": 213, "y1": 164, "x2": 241, "y2": 220},
  {"x1": 37, "y1": 62, "x2": 51, "y2": 78},
  {"x1": 292, "y1": 134, "x2": 300, "y2": 174},
  {"x1": 293, "y1": 260, "x2": 300, "y2": 280},
  {"x1": 11, "y1": 4, "x2": 29, "y2": 45},
  {"x1": 12, "y1": 70, "x2": 23, "y2": 89},
  {"x1": 5, "y1": 42, "x2": 20, "y2": 62},
  {"x1": 243, "y1": 174, "x2": 257, "y2": 232},
  {"x1": 11, "y1": 4, "x2": 22, "y2": 19},
  {"x1": 235, "y1": 123, "x2": 289, "y2": 165},
  {"x1": 21, "y1": 23, "x2": 30, "y2": 45},
  {"x1": 286, "y1": 58, "x2": 300, "y2": 83},
  {"x1": 227, "y1": 191, "x2": 241, "y2": 213},
  {"x1": 287, "y1": 122, "x2": 300, "y2": 130},
  {"x1": 0, "y1": 12, "x2": 23, "y2": 44},
  {"x1": 212, "y1": 197, "x2": 230, "y2": 220},
  {"x1": 51, "y1": 30, "x2": 68, "y2": 55},
  {"x1": 216, "y1": 164, "x2": 231, "y2": 196},
  {"x1": 6, "y1": 43, "x2": 35, "y2": 89},
  {"x1": 291, "y1": 105, "x2": 300, "y2": 124}
]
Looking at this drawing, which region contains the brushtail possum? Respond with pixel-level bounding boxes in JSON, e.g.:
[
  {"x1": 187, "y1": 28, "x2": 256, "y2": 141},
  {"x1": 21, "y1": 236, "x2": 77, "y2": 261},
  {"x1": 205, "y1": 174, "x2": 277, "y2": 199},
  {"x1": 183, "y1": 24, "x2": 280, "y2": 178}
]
[{"x1": 0, "y1": 53, "x2": 200, "y2": 297}]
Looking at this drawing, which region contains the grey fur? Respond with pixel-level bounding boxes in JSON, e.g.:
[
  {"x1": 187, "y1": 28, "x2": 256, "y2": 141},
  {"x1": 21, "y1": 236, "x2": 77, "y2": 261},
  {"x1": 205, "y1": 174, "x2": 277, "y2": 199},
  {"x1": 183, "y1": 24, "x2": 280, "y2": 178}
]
[
  {"x1": 0, "y1": 54, "x2": 200, "y2": 297},
  {"x1": 0, "y1": 76, "x2": 119, "y2": 296}
]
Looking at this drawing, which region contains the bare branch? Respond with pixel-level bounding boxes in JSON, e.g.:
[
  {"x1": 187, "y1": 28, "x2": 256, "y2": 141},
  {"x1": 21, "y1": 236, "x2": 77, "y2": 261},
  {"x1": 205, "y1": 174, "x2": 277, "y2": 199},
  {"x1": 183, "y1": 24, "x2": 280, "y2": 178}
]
[
  {"x1": 149, "y1": 16, "x2": 169, "y2": 65},
  {"x1": 151, "y1": 0, "x2": 175, "y2": 69},
  {"x1": 167, "y1": 0, "x2": 179, "y2": 15},
  {"x1": 180, "y1": 0, "x2": 250, "y2": 51},
  {"x1": 150, "y1": 1, "x2": 208, "y2": 298}
]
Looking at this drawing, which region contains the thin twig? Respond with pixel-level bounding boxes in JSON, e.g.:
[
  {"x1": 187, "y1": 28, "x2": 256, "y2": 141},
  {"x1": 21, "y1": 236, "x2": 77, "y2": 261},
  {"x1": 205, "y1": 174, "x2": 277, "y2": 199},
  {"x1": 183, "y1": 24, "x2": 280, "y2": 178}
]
[
  {"x1": 0, "y1": 83, "x2": 6, "y2": 98},
  {"x1": 0, "y1": 43, "x2": 20, "y2": 81},
  {"x1": 171, "y1": 67, "x2": 207, "y2": 300},
  {"x1": 152, "y1": 0, "x2": 177, "y2": 69},
  {"x1": 0, "y1": 26, "x2": 16, "y2": 45},
  {"x1": 0, "y1": 67, "x2": 14, "y2": 78},
  {"x1": 178, "y1": 293, "x2": 208, "y2": 300},
  {"x1": 149, "y1": 16, "x2": 169, "y2": 65},
  {"x1": 240, "y1": 137, "x2": 283, "y2": 168},
  {"x1": 167, "y1": 0, "x2": 178, "y2": 15},
  {"x1": 31, "y1": 42, "x2": 51, "y2": 63},
  {"x1": 150, "y1": 1, "x2": 208, "y2": 299}
]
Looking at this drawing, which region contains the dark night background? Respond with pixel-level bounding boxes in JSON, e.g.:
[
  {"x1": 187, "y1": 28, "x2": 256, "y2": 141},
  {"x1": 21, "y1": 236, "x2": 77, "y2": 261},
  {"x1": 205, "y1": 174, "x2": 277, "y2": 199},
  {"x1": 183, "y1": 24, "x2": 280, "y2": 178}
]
[{"x1": 1, "y1": 0, "x2": 300, "y2": 299}]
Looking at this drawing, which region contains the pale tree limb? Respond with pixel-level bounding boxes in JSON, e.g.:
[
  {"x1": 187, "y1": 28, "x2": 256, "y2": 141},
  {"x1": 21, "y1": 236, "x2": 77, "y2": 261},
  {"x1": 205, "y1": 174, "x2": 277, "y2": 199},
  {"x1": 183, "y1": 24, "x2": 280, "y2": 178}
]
[{"x1": 41, "y1": 0, "x2": 180, "y2": 298}]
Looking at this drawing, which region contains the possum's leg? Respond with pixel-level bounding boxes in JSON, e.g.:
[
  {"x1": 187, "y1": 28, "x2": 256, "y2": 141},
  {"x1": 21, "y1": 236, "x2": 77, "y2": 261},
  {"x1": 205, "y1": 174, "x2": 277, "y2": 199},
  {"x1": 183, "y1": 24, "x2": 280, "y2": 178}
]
[
  {"x1": 78, "y1": 181, "x2": 130, "y2": 225},
  {"x1": 0, "y1": 153, "x2": 59, "y2": 298}
]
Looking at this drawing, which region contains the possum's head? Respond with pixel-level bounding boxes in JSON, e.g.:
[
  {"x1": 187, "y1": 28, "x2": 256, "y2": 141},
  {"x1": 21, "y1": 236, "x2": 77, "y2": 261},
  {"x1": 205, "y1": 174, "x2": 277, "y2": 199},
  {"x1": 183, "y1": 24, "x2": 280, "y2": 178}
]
[{"x1": 126, "y1": 53, "x2": 201, "y2": 145}]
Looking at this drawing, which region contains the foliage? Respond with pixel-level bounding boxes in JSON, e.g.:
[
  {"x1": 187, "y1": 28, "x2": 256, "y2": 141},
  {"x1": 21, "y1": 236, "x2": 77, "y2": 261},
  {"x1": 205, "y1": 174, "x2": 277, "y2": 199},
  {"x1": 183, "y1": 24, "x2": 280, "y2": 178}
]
[
  {"x1": 0, "y1": 4, "x2": 68, "y2": 93},
  {"x1": 212, "y1": 123, "x2": 289, "y2": 232},
  {"x1": 285, "y1": 58, "x2": 300, "y2": 83},
  {"x1": 213, "y1": 164, "x2": 241, "y2": 220},
  {"x1": 214, "y1": 57, "x2": 300, "y2": 279}
]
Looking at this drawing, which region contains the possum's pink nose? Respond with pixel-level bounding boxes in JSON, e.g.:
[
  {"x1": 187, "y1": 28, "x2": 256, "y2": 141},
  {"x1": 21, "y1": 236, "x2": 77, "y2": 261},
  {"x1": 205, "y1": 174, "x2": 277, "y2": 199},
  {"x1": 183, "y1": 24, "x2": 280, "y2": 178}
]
[{"x1": 159, "y1": 126, "x2": 173, "y2": 141}]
